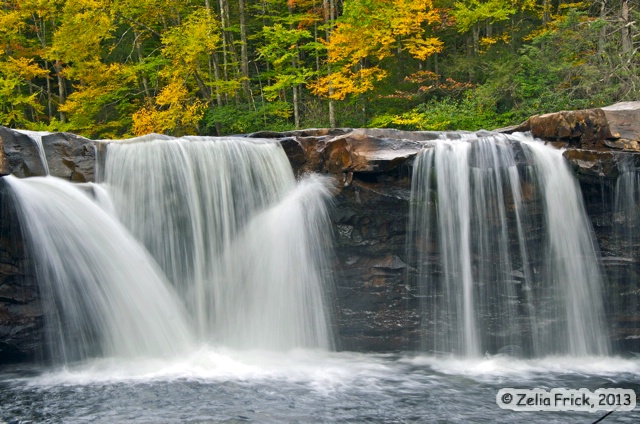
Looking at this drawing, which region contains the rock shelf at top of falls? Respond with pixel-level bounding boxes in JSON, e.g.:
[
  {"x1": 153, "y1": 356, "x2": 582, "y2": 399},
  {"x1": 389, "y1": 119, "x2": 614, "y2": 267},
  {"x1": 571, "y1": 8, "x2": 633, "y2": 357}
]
[
  {"x1": 2, "y1": 102, "x2": 640, "y2": 184},
  {"x1": 0, "y1": 102, "x2": 640, "y2": 362}
]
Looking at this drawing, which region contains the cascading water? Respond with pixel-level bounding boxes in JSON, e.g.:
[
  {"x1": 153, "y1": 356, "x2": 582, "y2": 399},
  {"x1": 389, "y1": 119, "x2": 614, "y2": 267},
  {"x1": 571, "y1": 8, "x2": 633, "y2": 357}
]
[
  {"x1": 614, "y1": 157, "x2": 640, "y2": 255},
  {"x1": 611, "y1": 157, "x2": 640, "y2": 327},
  {"x1": 101, "y1": 136, "x2": 335, "y2": 351},
  {"x1": 3, "y1": 135, "x2": 335, "y2": 363},
  {"x1": 4, "y1": 175, "x2": 194, "y2": 363},
  {"x1": 408, "y1": 132, "x2": 609, "y2": 357}
]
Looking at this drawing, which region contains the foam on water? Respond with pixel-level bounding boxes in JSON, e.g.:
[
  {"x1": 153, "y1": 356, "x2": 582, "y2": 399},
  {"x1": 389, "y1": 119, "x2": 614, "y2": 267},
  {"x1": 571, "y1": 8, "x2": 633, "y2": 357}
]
[{"x1": 16, "y1": 350, "x2": 640, "y2": 390}]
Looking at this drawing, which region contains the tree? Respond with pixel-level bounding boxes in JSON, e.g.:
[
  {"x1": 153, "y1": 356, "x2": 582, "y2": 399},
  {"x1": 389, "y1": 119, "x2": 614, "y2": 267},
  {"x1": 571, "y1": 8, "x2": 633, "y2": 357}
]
[
  {"x1": 132, "y1": 81, "x2": 205, "y2": 135},
  {"x1": 310, "y1": 0, "x2": 443, "y2": 101}
]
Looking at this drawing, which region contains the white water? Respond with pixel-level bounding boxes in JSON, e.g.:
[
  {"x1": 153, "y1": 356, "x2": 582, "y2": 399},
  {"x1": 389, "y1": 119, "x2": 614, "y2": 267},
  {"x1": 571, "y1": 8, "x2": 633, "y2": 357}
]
[
  {"x1": 614, "y1": 157, "x2": 640, "y2": 249},
  {"x1": 409, "y1": 132, "x2": 609, "y2": 357},
  {"x1": 2, "y1": 349, "x2": 638, "y2": 423},
  {"x1": 20, "y1": 350, "x2": 640, "y2": 388},
  {"x1": 5, "y1": 135, "x2": 336, "y2": 359},
  {"x1": 4, "y1": 175, "x2": 194, "y2": 363},
  {"x1": 102, "y1": 136, "x2": 335, "y2": 350},
  {"x1": 517, "y1": 134, "x2": 609, "y2": 356}
]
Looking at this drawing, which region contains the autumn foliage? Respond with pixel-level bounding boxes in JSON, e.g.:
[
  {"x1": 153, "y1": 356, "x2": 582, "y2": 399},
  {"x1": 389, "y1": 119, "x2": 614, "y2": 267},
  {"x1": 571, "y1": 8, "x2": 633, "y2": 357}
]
[{"x1": 0, "y1": 0, "x2": 637, "y2": 137}]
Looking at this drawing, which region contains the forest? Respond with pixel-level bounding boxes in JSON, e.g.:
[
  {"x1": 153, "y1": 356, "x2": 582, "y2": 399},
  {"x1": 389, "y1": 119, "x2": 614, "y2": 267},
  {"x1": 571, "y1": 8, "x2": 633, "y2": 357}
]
[{"x1": 0, "y1": 0, "x2": 637, "y2": 138}]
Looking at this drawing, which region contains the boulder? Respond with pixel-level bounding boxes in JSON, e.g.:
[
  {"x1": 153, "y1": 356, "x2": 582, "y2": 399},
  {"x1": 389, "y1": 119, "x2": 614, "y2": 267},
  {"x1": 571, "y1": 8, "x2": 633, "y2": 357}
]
[
  {"x1": 0, "y1": 127, "x2": 95, "y2": 182},
  {"x1": 507, "y1": 101, "x2": 640, "y2": 152},
  {"x1": 602, "y1": 102, "x2": 640, "y2": 151},
  {"x1": 250, "y1": 128, "x2": 437, "y2": 187},
  {"x1": 512, "y1": 108, "x2": 614, "y2": 148},
  {"x1": 41, "y1": 132, "x2": 95, "y2": 182},
  {"x1": 319, "y1": 129, "x2": 431, "y2": 174},
  {"x1": 0, "y1": 128, "x2": 47, "y2": 177}
]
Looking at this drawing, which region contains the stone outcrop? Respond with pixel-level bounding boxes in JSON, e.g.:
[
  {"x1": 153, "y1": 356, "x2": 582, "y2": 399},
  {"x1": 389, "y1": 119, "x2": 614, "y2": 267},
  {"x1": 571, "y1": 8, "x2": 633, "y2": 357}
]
[
  {"x1": 0, "y1": 127, "x2": 95, "y2": 181},
  {"x1": 41, "y1": 132, "x2": 95, "y2": 182},
  {"x1": 506, "y1": 101, "x2": 640, "y2": 152},
  {"x1": 602, "y1": 102, "x2": 640, "y2": 146},
  {"x1": 511, "y1": 108, "x2": 613, "y2": 148},
  {"x1": 0, "y1": 129, "x2": 47, "y2": 177},
  {"x1": 248, "y1": 128, "x2": 437, "y2": 180}
]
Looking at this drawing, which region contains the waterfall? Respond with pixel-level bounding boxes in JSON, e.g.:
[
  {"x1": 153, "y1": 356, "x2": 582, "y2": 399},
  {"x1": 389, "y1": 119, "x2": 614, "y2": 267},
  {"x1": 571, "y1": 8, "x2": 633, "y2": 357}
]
[
  {"x1": 409, "y1": 132, "x2": 609, "y2": 357},
  {"x1": 611, "y1": 157, "x2": 640, "y2": 336},
  {"x1": 102, "y1": 136, "x2": 335, "y2": 350},
  {"x1": 15, "y1": 130, "x2": 50, "y2": 175},
  {"x1": 614, "y1": 157, "x2": 640, "y2": 254},
  {"x1": 3, "y1": 135, "x2": 335, "y2": 363},
  {"x1": 4, "y1": 175, "x2": 194, "y2": 363}
]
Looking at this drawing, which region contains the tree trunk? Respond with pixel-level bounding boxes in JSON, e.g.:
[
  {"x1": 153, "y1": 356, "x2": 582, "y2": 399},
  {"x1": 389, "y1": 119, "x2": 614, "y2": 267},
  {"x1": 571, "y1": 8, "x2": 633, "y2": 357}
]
[
  {"x1": 324, "y1": 0, "x2": 336, "y2": 127},
  {"x1": 217, "y1": 0, "x2": 230, "y2": 103},
  {"x1": 472, "y1": 23, "x2": 480, "y2": 56},
  {"x1": 542, "y1": 0, "x2": 551, "y2": 24},
  {"x1": 45, "y1": 60, "x2": 52, "y2": 120},
  {"x1": 598, "y1": 0, "x2": 607, "y2": 57},
  {"x1": 211, "y1": 53, "x2": 223, "y2": 107},
  {"x1": 621, "y1": 0, "x2": 631, "y2": 55},
  {"x1": 54, "y1": 61, "x2": 66, "y2": 123},
  {"x1": 134, "y1": 30, "x2": 151, "y2": 98},
  {"x1": 292, "y1": 86, "x2": 300, "y2": 129},
  {"x1": 238, "y1": 0, "x2": 251, "y2": 98}
]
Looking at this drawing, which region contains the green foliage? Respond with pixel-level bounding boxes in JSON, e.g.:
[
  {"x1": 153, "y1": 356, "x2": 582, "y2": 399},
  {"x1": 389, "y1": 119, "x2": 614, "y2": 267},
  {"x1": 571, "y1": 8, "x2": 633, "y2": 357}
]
[
  {"x1": 203, "y1": 101, "x2": 293, "y2": 135},
  {"x1": 256, "y1": 23, "x2": 315, "y2": 100},
  {"x1": 369, "y1": 95, "x2": 509, "y2": 131},
  {"x1": 453, "y1": 0, "x2": 517, "y2": 33}
]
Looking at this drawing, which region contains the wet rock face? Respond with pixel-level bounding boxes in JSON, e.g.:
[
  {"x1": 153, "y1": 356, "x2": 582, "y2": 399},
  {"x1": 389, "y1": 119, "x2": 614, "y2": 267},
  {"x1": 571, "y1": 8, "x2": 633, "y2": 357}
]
[
  {"x1": 0, "y1": 128, "x2": 47, "y2": 177},
  {"x1": 42, "y1": 132, "x2": 95, "y2": 182},
  {"x1": 578, "y1": 176, "x2": 640, "y2": 353},
  {"x1": 0, "y1": 183, "x2": 42, "y2": 363},
  {"x1": 331, "y1": 177, "x2": 420, "y2": 351},
  {"x1": 0, "y1": 127, "x2": 95, "y2": 182}
]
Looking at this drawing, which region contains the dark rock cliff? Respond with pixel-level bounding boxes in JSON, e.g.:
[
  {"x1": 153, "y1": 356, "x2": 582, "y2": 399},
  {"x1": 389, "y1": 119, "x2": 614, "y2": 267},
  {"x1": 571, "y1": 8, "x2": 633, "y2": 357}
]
[{"x1": 0, "y1": 183, "x2": 41, "y2": 362}]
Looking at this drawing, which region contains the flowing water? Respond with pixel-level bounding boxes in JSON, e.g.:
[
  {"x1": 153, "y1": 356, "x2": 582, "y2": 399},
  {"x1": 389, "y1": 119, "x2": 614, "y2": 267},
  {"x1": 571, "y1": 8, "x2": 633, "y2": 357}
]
[
  {"x1": 1, "y1": 351, "x2": 639, "y2": 423},
  {"x1": 611, "y1": 157, "x2": 640, "y2": 339},
  {"x1": 101, "y1": 136, "x2": 334, "y2": 350},
  {"x1": 1, "y1": 132, "x2": 638, "y2": 422},
  {"x1": 4, "y1": 175, "x2": 194, "y2": 363},
  {"x1": 408, "y1": 132, "x2": 609, "y2": 357}
]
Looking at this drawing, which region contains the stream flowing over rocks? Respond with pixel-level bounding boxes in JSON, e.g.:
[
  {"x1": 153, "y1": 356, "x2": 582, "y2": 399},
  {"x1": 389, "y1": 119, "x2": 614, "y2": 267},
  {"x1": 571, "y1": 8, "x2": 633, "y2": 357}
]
[{"x1": 1, "y1": 102, "x2": 639, "y2": 361}]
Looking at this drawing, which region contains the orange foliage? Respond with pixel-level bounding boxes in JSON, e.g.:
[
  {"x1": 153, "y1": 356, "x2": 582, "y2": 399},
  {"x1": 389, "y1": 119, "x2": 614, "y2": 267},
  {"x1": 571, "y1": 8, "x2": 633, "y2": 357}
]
[{"x1": 311, "y1": 0, "x2": 443, "y2": 99}]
